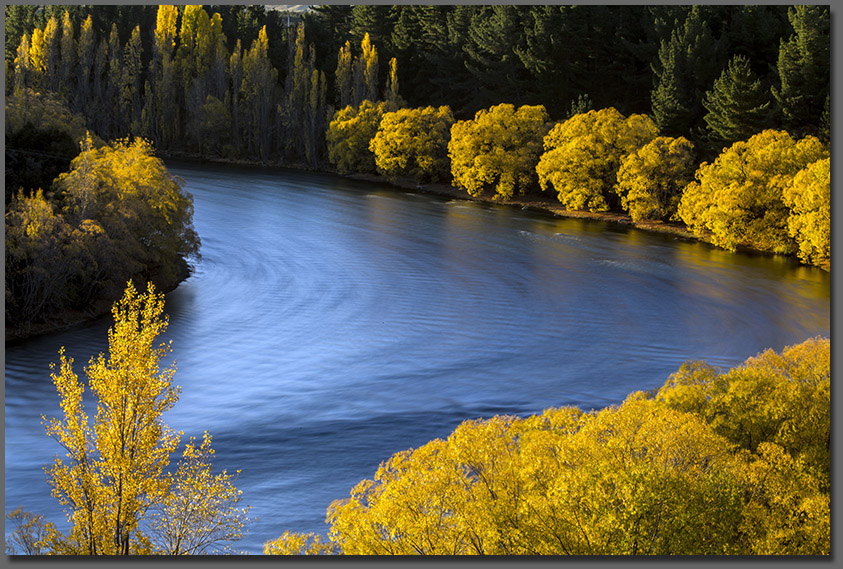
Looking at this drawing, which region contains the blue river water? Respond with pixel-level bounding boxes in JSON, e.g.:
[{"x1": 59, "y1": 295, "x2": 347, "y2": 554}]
[{"x1": 4, "y1": 163, "x2": 830, "y2": 554}]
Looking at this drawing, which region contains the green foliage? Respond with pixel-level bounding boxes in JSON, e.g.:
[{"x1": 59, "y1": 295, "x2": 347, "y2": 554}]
[
  {"x1": 702, "y1": 55, "x2": 771, "y2": 150},
  {"x1": 41, "y1": 282, "x2": 250, "y2": 554},
  {"x1": 448, "y1": 103, "x2": 551, "y2": 200},
  {"x1": 369, "y1": 106, "x2": 454, "y2": 183},
  {"x1": 782, "y1": 158, "x2": 830, "y2": 267},
  {"x1": 537, "y1": 108, "x2": 658, "y2": 212},
  {"x1": 772, "y1": 6, "x2": 829, "y2": 138},
  {"x1": 677, "y1": 129, "x2": 828, "y2": 255},
  {"x1": 615, "y1": 136, "x2": 696, "y2": 221},
  {"x1": 650, "y1": 6, "x2": 722, "y2": 138},
  {"x1": 326, "y1": 100, "x2": 387, "y2": 174}
]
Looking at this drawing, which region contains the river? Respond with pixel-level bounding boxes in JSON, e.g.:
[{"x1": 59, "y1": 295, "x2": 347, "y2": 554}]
[{"x1": 4, "y1": 162, "x2": 830, "y2": 554}]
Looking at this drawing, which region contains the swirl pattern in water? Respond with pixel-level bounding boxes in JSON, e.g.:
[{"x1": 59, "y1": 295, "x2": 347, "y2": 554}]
[{"x1": 4, "y1": 162, "x2": 830, "y2": 553}]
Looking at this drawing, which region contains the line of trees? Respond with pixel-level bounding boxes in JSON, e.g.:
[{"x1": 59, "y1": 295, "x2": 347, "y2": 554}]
[
  {"x1": 265, "y1": 336, "x2": 830, "y2": 555},
  {"x1": 5, "y1": 5, "x2": 829, "y2": 166},
  {"x1": 329, "y1": 100, "x2": 830, "y2": 267},
  {"x1": 6, "y1": 6, "x2": 830, "y2": 272}
]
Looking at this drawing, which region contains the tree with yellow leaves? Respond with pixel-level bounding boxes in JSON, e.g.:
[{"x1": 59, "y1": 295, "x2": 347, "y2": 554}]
[
  {"x1": 37, "y1": 282, "x2": 250, "y2": 555},
  {"x1": 448, "y1": 103, "x2": 551, "y2": 200},
  {"x1": 615, "y1": 136, "x2": 696, "y2": 221},
  {"x1": 369, "y1": 106, "x2": 454, "y2": 183},
  {"x1": 782, "y1": 157, "x2": 830, "y2": 266},
  {"x1": 54, "y1": 135, "x2": 200, "y2": 294},
  {"x1": 326, "y1": 99, "x2": 387, "y2": 174},
  {"x1": 269, "y1": 338, "x2": 829, "y2": 556},
  {"x1": 677, "y1": 130, "x2": 828, "y2": 255},
  {"x1": 537, "y1": 108, "x2": 659, "y2": 212}
]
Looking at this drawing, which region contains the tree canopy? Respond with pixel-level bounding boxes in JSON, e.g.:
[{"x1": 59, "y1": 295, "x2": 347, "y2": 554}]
[
  {"x1": 537, "y1": 108, "x2": 658, "y2": 212},
  {"x1": 448, "y1": 103, "x2": 551, "y2": 200}
]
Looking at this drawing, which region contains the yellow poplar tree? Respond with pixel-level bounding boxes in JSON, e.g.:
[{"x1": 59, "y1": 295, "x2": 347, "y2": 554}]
[{"x1": 42, "y1": 282, "x2": 250, "y2": 555}]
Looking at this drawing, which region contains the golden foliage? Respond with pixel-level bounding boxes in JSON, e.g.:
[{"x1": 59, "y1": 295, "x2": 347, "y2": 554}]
[
  {"x1": 369, "y1": 106, "x2": 454, "y2": 183},
  {"x1": 264, "y1": 531, "x2": 336, "y2": 555},
  {"x1": 326, "y1": 100, "x2": 387, "y2": 174},
  {"x1": 677, "y1": 130, "x2": 828, "y2": 255},
  {"x1": 42, "y1": 282, "x2": 250, "y2": 555},
  {"x1": 448, "y1": 103, "x2": 551, "y2": 200},
  {"x1": 615, "y1": 136, "x2": 696, "y2": 221},
  {"x1": 274, "y1": 337, "x2": 830, "y2": 556},
  {"x1": 782, "y1": 157, "x2": 830, "y2": 266},
  {"x1": 537, "y1": 108, "x2": 659, "y2": 212}
]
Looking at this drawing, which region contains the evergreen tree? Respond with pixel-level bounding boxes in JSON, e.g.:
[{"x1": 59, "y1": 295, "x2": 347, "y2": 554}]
[
  {"x1": 702, "y1": 55, "x2": 771, "y2": 151},
  {"x1": 772, "y1": 5, "x2": 829, "y2": 138},
  {"x1": 463, "y1": 5, "x2": 530, "y2": 111},
  {"x1": 650, "y1": 6, "x2": 722, "y2": 139}
]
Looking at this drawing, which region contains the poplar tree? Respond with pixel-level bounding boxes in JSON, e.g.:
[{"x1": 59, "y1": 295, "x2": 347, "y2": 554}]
[
  {"x1": 241, "y1": 26, "x2": 278, "y2": 163},
  {"x1": 58, "y1": 11, "x2": 76, "y2": 100},
  {"x1": 335, "y1": 40, "x2": 353, "y2": 109},
  {"x1": 702, "y1": 55, "x2": 771, "y2": 150},
  {"x1": 75, "y1": 16, "x2": 95, "y2": 115},
  {"x1": 155, "y1": 8, "x2": 179, "y2": 143}
]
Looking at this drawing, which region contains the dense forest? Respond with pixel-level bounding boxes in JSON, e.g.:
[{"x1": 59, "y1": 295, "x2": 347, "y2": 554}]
[{"x1": 5, "y1": 6, "x2": 831, "y2": 333}]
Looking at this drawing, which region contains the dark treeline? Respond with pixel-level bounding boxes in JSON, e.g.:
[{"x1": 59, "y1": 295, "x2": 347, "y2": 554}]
[{"x1": 4, "y1": 4, "x2": 829, "y2": 171}]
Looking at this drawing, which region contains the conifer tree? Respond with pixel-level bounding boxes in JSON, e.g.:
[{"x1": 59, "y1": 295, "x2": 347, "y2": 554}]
[
  {"x1": 772, "y1": 5, "x2": 829, "y2": 137},
  {"x1": 702, "y1": 55, "x2": 771, "y2": 150},
  {"x1": 650, "y1": 6, "x2": 721, "y2": 139}
]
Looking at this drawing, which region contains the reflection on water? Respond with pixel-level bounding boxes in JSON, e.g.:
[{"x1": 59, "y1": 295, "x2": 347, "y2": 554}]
[{"x1": 5, "y1": 163, "x2": 830, "y2": 553}]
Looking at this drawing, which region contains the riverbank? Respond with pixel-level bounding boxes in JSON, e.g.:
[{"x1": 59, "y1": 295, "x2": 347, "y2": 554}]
[
  {"x1": 165, "y1": 151, "x2": 828, "y2": 269},
  {"x1": 347, "y1": 172, "x2": 701, "y2": 241},
  {"x1": 5, "y1": 258, "x2": 192, "y2": 343}
]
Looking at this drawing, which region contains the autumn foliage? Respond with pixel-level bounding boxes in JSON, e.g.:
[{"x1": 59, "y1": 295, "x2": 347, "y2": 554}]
[
  {"x1": 8, "y1": 283, "x2": 251, "y2": 555},
  {"x1": 677, "y1": 130, "x2": 828, "y2": 254},
  {"x1": 448, "y1": 103, "x2": 551, "y2": 200},
  {"x1": 267, "y1": 337, "x2": 829, "y2": 555},
  {"x1": 537, "y1": 108, "x2": 658, "y2": 212}
]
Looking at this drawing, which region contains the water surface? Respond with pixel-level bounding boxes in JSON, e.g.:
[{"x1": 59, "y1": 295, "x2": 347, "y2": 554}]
[{"x1": 5, "y1": 163, "x2": 830, "y2": 553}]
